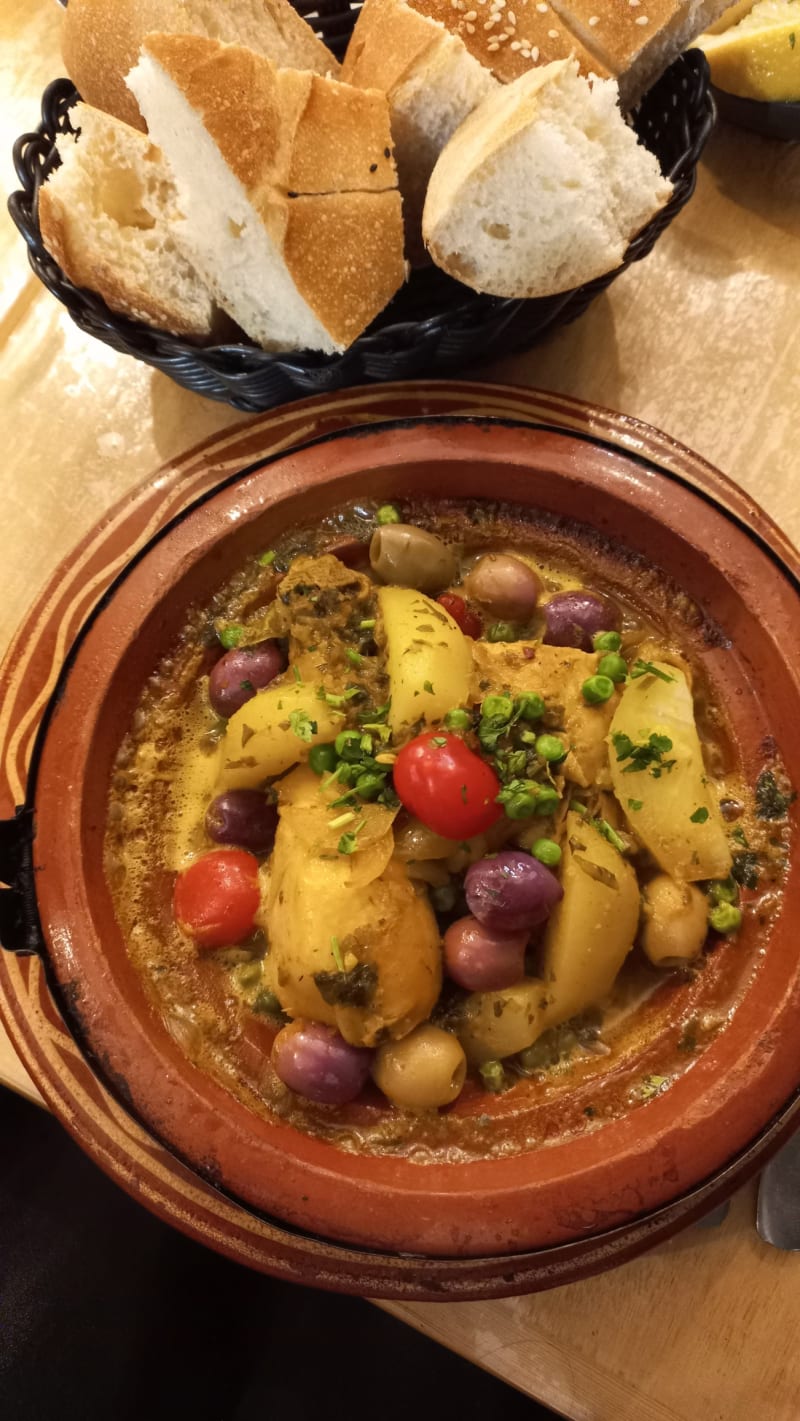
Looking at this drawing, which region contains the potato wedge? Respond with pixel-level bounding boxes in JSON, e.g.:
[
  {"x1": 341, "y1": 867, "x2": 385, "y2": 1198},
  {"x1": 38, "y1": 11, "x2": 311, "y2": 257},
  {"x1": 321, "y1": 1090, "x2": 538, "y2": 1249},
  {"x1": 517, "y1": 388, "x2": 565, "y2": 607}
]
[
  {"x1": 216, "y1": 679, "x2": 340, "y2": 791},
  {"x1": 542, "y1": 811, "x2": 640, "y2": 1026},
  {"x1": 378, "y1": 587, "x2": 472, "y2": 739},
  {"x1": 608, "y1": 664, "x2": 731, "y2": 881}
]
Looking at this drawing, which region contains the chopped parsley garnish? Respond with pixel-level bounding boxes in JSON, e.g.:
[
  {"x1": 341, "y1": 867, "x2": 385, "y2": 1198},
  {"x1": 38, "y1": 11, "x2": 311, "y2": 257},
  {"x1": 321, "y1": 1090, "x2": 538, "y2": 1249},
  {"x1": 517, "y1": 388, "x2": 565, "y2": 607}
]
[
  {"x1": 345, "y1": 648, "x2": 363, "y2": 668},
  {"x1": 240, "y1": 679, "x2": 255, "y2": 693},
  {"x1": 755, "y1": 769, "x2": 794, "y2": 821},
  {"x1": 430, "y1": 736, "x2": 447, "y2": 748},
  {"x1": 630, "y1": 660, "x2": 676, "y2": 683},
  {"x1": 690, "y1": 807, "x2": 709, "y2": 824},
  {"x1": 338, "y1": 820, "x2": 366, "y2": 855},
  {"x1": 292, "y1": 664, "x2": 302, "y2": 683},
  {"x1": 423, "y1": 680, "x2": 435, "y2": 694},
  {"x1": 612, "y1": 731, "x2": 676, "y2": 778},
  {"x1": 330, "y1": 936, "x2": 344, "y2": 972},
  {"x1": 627, "y1": 798, "x2": 643, "y2": 812},
  {"x1": 289, "y1": 709, "x2": 317, "y2": 742},
  {"x1": 359, "y1": 618, "x2": 376, "y2": 630},
  {"x1": 258, "y1": 550, "x2": 277, "y2": 566}
]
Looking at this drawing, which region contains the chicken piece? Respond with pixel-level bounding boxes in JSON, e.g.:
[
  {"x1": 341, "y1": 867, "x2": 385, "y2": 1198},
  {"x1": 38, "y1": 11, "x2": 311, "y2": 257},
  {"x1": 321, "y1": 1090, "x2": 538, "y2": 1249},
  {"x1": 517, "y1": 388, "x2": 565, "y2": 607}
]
[
  {"x1": 266, "y1": 767, "x2": 442, "y2": 1046},
  {"x1": 470, "y1": 640, "x2": 619, "y2": 787}
]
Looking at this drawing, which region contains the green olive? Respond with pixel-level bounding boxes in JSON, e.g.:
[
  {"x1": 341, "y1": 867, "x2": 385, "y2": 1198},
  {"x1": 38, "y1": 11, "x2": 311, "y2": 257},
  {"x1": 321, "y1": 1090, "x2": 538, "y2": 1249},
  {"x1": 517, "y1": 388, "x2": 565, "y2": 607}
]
[
  {"x1": 369, "y1": 524, "x2": 457, "y2": 593},
  {"x1": 641, "y1": 874, "x2": 708, "y2": 966},
  {"x1": 372, "y1": 1024, "x2": 467, "y2": 1109}
]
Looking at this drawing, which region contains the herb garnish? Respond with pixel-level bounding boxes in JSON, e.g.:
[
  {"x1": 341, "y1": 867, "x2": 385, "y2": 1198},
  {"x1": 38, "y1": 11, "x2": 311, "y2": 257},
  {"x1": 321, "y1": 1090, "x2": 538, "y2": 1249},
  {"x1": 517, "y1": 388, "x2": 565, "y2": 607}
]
[
  {"x1": 690, "y1": 807, "x2": 709, "y2": 824},
  {"x1": 423, "y1": 680, "x2": 435, "y2": 694},
  {"x1": 630, "y1": 660, "x2": 676, "y2": 683},
  {"x1": 289, "y1": 709, "x2": 317, "y2": 742},
  {"x1": 627, "y1": 798, "x2": 643, "y2": 812},
  {"x1": 755, "y1": 769, "x2": 794, "y2": 820},
  {"x1": 612, "y1": 731, "x2": 676, "y2": 778},
  {"x1": 330, "y1": 936, "x2": 344, "y2": 972},
  {"x1": 314, "y1": 962, "x2": 378, "y2": 1008},
  {"x1": 258, "y1": 550, "x2": 277, "y2": 566}
]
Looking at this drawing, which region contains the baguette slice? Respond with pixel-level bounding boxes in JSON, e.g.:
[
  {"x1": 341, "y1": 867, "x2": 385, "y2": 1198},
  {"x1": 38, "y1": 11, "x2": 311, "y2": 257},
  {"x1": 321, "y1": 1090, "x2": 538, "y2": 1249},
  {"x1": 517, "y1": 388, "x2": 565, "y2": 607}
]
[
  {"x1": 343, "y1": 0, "x2": 497, "y2": 260},
  {"x1": 38, "y1": 102, "x2": 214, "y2": 338},
  {"x1": 127, "y1": 36, "x2": 405, "y2": 354},
  {"x1": 423, "y1": 59, "x2": 673, "y2": 299},
  {"x1": 62, "y1": 0, "x2": 339, "y2": 131},
  {"x1": 548, "y1": 0, "x2": 736, "y2": 107},
  {"x1": 408, "y1": 0, "x2": 609, "y2": 85}
]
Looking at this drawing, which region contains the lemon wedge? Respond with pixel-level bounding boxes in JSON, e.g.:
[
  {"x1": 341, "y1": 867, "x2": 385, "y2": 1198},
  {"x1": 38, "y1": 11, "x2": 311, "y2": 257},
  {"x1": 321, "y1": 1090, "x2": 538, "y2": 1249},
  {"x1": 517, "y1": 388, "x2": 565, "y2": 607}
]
[
  {"x1": 706, "y1": 0, "x2": 758, "y2": 35},
  {"x1": 696, "y1": 0, "x2": 800, "y2": 100}
]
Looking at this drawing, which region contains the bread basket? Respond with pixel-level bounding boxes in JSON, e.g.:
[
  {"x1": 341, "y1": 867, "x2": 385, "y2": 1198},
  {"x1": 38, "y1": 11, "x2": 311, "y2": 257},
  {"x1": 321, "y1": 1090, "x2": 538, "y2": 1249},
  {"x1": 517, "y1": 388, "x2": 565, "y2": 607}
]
[{"x1": 8, "y1": 6, "x2": 714, "y2": 414}]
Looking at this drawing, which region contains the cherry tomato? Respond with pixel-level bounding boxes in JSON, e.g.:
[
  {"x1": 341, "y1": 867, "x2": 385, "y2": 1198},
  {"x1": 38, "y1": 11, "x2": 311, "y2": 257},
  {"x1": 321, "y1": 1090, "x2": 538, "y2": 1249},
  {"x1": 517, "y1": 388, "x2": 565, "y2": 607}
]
[
  {"x1": 437, "y1": 593, "x2": 482, "y2": 640},
  {"x1": 174, "y1": 849, "x2": 260, "y2": 949},
  {"x1": 393, "y1": 732, "x2": 502, "y2": 839}
]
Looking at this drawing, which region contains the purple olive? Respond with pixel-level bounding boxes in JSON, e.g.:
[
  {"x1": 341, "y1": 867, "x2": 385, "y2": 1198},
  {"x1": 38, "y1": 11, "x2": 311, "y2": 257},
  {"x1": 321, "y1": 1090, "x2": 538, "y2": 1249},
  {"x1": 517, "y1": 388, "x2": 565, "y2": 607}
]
[
  {"x1": 542, "y1": 591, "x2": 620, "y2": 652},
  {"x1": 464, "y1": 850, "x2": 563, "y2": 933},
  {"x1": 208, "y1": 639, "x2": 285, "y2": 717},
  {"x1": 463, "y1": 554, "x2": 542, "y2": 622},
  {"x1": 443, "y1": 915, "x2": 528, "y2": 991},
  {"x1": 271, "y1": 1021, "x2": 374, "y2": 1105},
  {"x1": 205, "y1": 790, "x2": 278, "y2": 854}
]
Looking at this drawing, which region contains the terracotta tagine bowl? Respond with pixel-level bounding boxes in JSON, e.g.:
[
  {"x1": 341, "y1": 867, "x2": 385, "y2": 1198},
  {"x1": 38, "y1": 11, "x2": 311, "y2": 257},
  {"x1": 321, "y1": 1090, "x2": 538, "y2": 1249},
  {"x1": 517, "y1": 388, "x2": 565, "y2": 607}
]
[{"x1": 4, "y1": 416, "x2": 800, "y2": 1294}]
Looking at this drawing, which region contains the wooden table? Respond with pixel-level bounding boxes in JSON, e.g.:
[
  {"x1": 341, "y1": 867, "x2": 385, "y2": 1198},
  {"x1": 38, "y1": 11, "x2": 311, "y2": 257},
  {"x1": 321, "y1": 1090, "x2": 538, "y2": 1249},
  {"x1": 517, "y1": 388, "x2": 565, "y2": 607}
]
[{"x1": 2, "y1": 2, "x2": 799, "y2": 1416}]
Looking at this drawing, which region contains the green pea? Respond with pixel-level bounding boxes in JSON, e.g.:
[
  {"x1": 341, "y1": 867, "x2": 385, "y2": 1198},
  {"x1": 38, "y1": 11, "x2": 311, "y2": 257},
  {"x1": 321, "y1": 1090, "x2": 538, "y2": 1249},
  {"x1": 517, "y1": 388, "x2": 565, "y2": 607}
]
[
  {"x1": 532, "y1": 838, "x2": 562, "y2": 867},
  {"x1": 309, "y1": 742, "x2": 338, "y2": 775},
  {"x1": 487, "y1": 621, "x2": 517, "y2": 643},
  {"x1": 515, "y1": 693, "x2": 545, "y2": 722},
  {"x1": 445, "y1": 707, "x2": 471, "y2": 733},
  {"x1": 709, "y1": 902, "x2": 742, "y2": 934},
  {"x1": 709, "y1": 876, "x2": 739, "y2": 905},
  {"x1": 593, "y1": 631, "x2": 622, "y2": 653},
  {"x1": 582, "y1": 674, "x2": 615, "y2": 705},
  {"x1": 597, "y1": 653, "x2": 627, "y2": 684},
  {"x1": 355, "y1": 773, "x2": 385, "y2": 801},
  {"x1": 376, "y1": 504, "x2": 400, "y2": 525},
  {"x1": 481, "y1": 694, "x2": 514, "y2": 721},
  {"x1": 535, "y1": 734, "x2": 566, "y2": 763},
  {"x1": 503, "y1": 792, "x2": 539, "y2": 821},
  {"x1": 533, "y1": 785, "x2": 560, "y2": 815}
]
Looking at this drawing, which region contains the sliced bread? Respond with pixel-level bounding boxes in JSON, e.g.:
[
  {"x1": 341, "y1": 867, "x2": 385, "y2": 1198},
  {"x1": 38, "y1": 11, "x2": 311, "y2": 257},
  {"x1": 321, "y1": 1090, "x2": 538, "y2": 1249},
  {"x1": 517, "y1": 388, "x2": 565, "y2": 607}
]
[
  {"x1": 342, "y1": 0, "x2": 497, "y2": 259},
  {"x1": 61, "y1": 0, "x2": 339, "y2": 131},
  {"x1": 127, "y1": 36, "x2": 405, "y2": 353},
  {"x1": 423, "y1": 59, "x2": 673, "y2": 299},
  {"x1": 38, "y1": 102, "x2": 214, "y2": 338}
]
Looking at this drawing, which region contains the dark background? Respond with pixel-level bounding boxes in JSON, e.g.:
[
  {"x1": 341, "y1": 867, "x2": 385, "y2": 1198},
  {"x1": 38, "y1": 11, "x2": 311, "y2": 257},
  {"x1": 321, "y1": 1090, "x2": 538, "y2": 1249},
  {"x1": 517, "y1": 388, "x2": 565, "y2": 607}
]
[{"x1": 0, "y1": 1087, "x2": 557, "y2": 1420}]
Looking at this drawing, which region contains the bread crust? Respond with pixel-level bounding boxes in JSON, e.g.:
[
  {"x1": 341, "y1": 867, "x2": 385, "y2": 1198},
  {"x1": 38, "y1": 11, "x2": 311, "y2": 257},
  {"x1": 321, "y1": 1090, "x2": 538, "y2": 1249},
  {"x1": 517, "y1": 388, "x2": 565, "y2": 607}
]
[
  {"x1": 61, "y1": 0, "x2": 339, "y2": 131},
  {"x1": 342, "y1": 0, "x2": 445, "y2": 92},
  {"x1": 409, "y1": 0, "x2": 609, "y2": 82},
  {"x1": 548, "y1": 0, "x2": 686, "y2": 72},
  {"x1": 285, "y1": 191, "x2": 406, "y2": 347}
]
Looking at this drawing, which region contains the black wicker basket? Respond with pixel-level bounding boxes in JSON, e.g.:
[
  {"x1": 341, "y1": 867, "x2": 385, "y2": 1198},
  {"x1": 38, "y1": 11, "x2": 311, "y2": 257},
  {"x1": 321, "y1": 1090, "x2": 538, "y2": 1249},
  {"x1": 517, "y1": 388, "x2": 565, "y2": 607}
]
[{"x1": 8, "y1": 7, "x2": 714, "y2": 414}]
